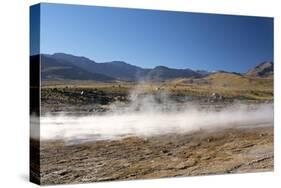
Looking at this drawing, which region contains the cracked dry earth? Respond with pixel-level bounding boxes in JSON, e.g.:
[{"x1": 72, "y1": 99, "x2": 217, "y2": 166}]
[{"x1": 39, "y1": 126, "x2": 273, "y2": 185}]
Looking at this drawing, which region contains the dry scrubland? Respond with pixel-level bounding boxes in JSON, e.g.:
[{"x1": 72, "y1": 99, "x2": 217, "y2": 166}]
[
  {"x1": 41, "y1": 73, "x2": 273, "y2": 113},
  {"x1": 34, "y1": 73, "x2": 274, "y2": 184},
  {"x1": 42, "y1": 73, "x2": 273, "y2": 100}
]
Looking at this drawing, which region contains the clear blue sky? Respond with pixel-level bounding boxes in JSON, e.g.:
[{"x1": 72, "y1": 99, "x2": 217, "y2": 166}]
[{"x1": 32, "y1": 3, "x2": 273, "y2": 73}]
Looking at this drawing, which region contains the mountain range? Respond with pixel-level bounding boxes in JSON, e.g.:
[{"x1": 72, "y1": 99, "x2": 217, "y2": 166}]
[{"x1": 36, "y1": 53, "x2": 273, "y2": 82}]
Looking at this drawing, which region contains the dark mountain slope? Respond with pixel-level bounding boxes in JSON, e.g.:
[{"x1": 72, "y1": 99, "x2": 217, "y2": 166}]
[
  {"x1": 146, "y1": 66, "x2": 201, "y2": 81},
  {"x1": 40, "y1": 55, "x2": 114, "y2": 81},
  {"x1": 51, "y1": 53, "x2": 147, "y2": 81},
  {"x1": 246, "y1": 61, "x2": 273, "y2": 77},
  {"x1": 41, "y1": 53, "x2": 201, "y2": 81}
]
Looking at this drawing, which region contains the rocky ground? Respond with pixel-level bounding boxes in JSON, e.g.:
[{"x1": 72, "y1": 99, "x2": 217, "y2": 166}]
[
  {"x1": 41, "y1": 86, "x2": 272, "y2": 115},
  {"x1": 35, "y1": 82, "x2": 273, "y2": 185},
  {"x1": 35, "y1": 125, "x2": 273, "y2": 185}
]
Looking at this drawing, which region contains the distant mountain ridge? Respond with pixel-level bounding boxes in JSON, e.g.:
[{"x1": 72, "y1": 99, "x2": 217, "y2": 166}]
[
  {"x1": 40, "y1": 53, "x2": 201, "y2": 81},
  {"x1": 36, "y1": 53, "x2": 273, "y2": 82},
  {"x1": 146, "y1": 66, "x2": 201, "y2": 81},
  {"x1": 41, "y1": 54, "x2": 115, "y2": 81},
  {"x1": 50, "y1": 53, "x2": 148, "y2": 81},
  {"x1": 246, "y1": 61, "x2": 273, "y2": 77}
]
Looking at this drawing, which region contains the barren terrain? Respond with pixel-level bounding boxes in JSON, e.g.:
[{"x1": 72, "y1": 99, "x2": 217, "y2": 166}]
[
  {"x1": 35, "y1": 126, "x2": 273, "y2": 185},
  {"x1": 31, "y1": 78, "x2": 274, "y2": 184}
]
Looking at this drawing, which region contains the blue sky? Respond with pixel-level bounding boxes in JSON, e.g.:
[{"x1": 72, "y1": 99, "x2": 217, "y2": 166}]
[{"x1": 32, "y1": 3, "x2": 273, "y2": 73}]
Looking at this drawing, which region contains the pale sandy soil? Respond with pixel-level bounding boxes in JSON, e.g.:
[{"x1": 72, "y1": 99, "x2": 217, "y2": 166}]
[{"x1": 34, "y1": 125, "x2": 273, "y2": 185}]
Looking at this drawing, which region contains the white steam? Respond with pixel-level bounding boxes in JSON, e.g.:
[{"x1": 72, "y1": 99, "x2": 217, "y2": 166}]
[
  {"x1": 34, "y1": 102, "x2": 273, "y2": 143},
  {"x1": 31, "y1": 88, "x2": 274, "y2": 142}
]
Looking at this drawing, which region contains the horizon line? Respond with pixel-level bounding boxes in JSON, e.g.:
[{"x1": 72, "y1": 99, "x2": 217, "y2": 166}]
[{"x1": 31, "y1": 52, "x2": 274, "y2": 74}]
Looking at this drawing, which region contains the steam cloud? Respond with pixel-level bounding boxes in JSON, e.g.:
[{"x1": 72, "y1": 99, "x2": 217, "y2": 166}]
[{"x1": 31, "y1": 89, "x2": 274, "y2": 143}]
